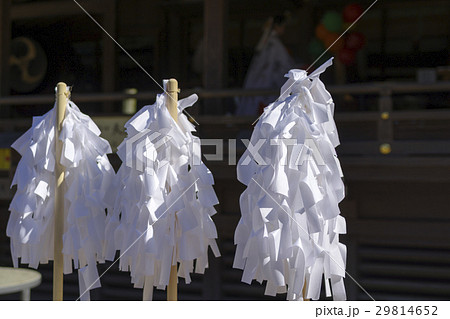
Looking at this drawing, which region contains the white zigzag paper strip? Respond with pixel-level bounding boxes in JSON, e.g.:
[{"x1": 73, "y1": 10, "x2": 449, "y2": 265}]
[
  {"x1": 234, "y1": 58, "x2": 347, "y2": 301},
  {"x1": 104, "y1": 81, "x2": 220, "y2": 300},
  {"x1": 7, "y1": 94, "x2": 115, "y2": 301}
]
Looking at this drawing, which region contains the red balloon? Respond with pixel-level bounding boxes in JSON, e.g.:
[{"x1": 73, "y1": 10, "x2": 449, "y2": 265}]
[
  {"x1": 343, "y1": 3, "x2": 363, "y2": 23},
  {"x1": 345, "y1": 32, "x2": 365, "y2": 51},
  {"x1": 338, "y1": 48, "x2": 356, "y2": 66}
]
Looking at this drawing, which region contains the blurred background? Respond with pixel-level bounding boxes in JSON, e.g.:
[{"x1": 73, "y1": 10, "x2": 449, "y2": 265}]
[{"x1": 0, "y1": 0, "x2": 449, "y2": 300}]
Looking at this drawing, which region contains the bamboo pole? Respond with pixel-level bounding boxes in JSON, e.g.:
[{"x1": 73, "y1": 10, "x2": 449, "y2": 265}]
[
  {"x1": 53, "y1": 82, "x2": 67, "y2": 301},
  {"x1": 166, "y1": 78, "x2": 179, "y2": 301}
]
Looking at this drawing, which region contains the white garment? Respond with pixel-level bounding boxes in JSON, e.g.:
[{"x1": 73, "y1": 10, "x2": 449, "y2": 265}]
[
  {"x1": 236, "y1": 31, "x2": 296, "y2": 116},
  {"x1": 234, "y1": 58, "x2": 347, "y2": 300}
]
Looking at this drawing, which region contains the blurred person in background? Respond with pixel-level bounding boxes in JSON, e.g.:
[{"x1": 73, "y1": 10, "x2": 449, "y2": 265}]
[{"x1": 235, "y1": 14, "x2": 297, "y2": 116}]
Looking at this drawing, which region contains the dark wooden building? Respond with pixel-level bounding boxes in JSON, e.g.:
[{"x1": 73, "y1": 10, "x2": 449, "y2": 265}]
[{"x1": 0, "y1": 0, "x2": 449, "y2": 301}]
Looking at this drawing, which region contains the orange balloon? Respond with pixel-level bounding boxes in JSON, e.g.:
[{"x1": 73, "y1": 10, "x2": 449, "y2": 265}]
[
  {"x1": 315, "y1": 24, "x2": 329, "y2": 41},
  {"x1": 323, "y1": 32, "x2": 344, "y2": 53}
]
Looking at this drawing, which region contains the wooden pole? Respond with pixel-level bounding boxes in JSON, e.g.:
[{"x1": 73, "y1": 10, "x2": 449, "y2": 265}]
[
  {"x1": 53, "y1": 82, "x2": 67, "y2": 301},
  {"x1": 166, "y1": 78, "x2": 179, "y2": 123},
  {"x1": 302, "y1": 282, "x2": 309, "y2": 301},
  {"x1": 166, "y1": 78, "x2": 178, "y2": 301},
  {"x1": 167, "y1": 264, "x2": 177, "y2": 301}
]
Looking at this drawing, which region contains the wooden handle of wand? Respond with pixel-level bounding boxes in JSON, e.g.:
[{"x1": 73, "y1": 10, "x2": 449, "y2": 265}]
[
  {"x1": 166, "y1": 78, "x2": 179, "y2": 301},
  {"x1": 53, "y1": 82, "x2": 68, "y2": 301}
]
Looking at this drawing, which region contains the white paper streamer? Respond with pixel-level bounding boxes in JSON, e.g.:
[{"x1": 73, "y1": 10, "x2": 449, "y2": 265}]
[
  {"x1": 234, "y1": 58, "x2": 347, "y2": 301},
  {"x1": 7, "y1": 93, "x2": 115, "y2": 300},
  {"x1": 104, "y1": 85, "x2": 220, "y2": 299}
]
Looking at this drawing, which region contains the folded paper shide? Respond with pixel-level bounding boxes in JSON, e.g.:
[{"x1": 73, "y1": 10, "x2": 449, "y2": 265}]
[
  {"x1": 234, "y1": 58, "x2": 347, "y2": 301},
  {"x1": 104, "y1": 80, "x2": 220, "y2": 300},
  {"x1": 7, "y1": 89, "x2": 115, "y2": 300}
]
